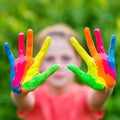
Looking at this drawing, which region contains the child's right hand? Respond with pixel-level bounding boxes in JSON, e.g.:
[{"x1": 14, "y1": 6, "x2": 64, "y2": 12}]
[{"x1": 4, "y1": 29, "x2": 59, "y2": 94}]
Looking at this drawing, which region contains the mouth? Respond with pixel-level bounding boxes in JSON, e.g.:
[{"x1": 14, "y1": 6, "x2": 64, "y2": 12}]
[{"x1": 53, "y1": 74, "x2": 64, "y2": 79}]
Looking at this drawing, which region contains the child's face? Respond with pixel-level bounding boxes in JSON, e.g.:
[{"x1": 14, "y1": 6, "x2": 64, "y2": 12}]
[{"x1": 40, "y1": 36, "x2": 81, "y2": 89}]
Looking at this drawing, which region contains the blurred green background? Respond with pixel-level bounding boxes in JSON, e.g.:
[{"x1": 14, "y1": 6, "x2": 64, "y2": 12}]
[{"x1": 0, "y1": 0, "x2": 120, "y2": 119}]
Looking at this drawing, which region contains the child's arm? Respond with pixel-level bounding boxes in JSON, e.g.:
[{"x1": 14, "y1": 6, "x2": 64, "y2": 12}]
[
  {"x1": 67, "y1": 27, "x2": 116, "y2": 111},
  {"x1": 88, "y1": 86, "x2": 114, "y2": 111},
  {"x1": 4, "y1": 29, "x2": 59, "y2": 111},
  {"x1": 11, "y1": 91, "x2": 35, "y2": 111}
]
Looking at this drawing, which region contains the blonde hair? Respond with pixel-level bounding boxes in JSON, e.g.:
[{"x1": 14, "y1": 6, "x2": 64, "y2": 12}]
[{"x1": 35, "y1": 23, "x2": 81, "y2": 52}]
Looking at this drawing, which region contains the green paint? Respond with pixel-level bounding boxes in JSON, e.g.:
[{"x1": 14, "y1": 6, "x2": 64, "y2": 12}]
[{"x1": 22, "y1": 64, "x2": 59, "y2": 91}]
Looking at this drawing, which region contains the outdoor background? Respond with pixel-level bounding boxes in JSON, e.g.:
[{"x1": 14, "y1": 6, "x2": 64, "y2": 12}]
[{"x1": 0, "y1": 0, "x2": 120, "y2": 119}]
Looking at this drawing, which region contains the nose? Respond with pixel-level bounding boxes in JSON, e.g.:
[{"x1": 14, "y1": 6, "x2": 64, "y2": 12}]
[{"x1": 55, "y1": 59, "x2": 65, "y2": 68}]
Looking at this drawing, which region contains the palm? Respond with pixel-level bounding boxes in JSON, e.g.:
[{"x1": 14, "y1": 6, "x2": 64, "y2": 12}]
[
  {"x1": 67, "y1": 27, "x2": 116, "y2": 90},
  {"x1": 4, "y1": 29, "x2": 59, "y2": 94}
]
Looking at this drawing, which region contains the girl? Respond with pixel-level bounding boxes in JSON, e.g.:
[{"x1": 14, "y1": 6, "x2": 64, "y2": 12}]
[{"x1": 4, "y1": 24, "x2": 116, "y2": 120}]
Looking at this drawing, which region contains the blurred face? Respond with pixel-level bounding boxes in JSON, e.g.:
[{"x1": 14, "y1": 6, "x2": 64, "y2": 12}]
[{"x1": 40, "y1": 36, "x2": 81, "y2": 89}]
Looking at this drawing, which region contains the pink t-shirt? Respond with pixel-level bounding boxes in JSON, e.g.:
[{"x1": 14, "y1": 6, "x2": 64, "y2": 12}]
[{"x1": 18, "y1": 84, "x2": 104, "y2": 120}]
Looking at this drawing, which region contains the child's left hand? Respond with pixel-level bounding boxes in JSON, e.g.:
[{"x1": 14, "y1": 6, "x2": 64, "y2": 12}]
[{"x1": 67, "y1": 27, "x2": 116, "y2": 90}]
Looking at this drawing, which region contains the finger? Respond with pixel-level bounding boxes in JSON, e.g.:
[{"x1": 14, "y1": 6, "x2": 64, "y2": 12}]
[
  {"x1": 67, "y1": 64, "x2": 104, "y2": 90},
  {"x1": 26, "y1": 29, "x2": 33, "y2": 57},
  {"x1": 18, "y1": 33, "x2": 25, "y2": 57},
  {"x1": 4, "y1": 42, "x2": 15, "y2": 67},
  {"x1": 108, "y1": 35, "x2": 116, "y2": 59},
  {"x1": 22, "y1": 36, "x2": 50, "y2": 85},
  {"x1": 34, "y1": 36, "x2": 51, "y2": 66},
  {"x1": 94, "y1": 28, "x2": 106, "y2": 54},
  {"x1": 67, "y1": 64, "x2": 92, "y2": 80},
  {"x1": 70, "y1": 37, "x2": 92, "y2": 66},
  {"x1": 22, "y1": 64, "x2": 59, "y2": 91},
  {"x1": 107, "y1": 35, "x2": 116, "y2": 70},
  {"x1": 84, "y1": 27, "x2": 98, "y2": 57}
]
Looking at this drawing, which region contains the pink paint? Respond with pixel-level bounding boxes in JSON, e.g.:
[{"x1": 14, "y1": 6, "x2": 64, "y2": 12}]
[
  {"x1": 12, "y1": 33, "x2": 26, "y2": 87},
  {"x1": 94, "y1": 29, "x2": 116, "y2": 80}
]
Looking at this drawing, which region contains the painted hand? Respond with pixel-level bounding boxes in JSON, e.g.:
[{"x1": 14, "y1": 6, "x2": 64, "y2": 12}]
[
  {"x1": 67, "y1": 27, "x2": 116, "y2": 90},
  {"x1": 4, "y1": 29, "x2": 59, "y2": 94}
]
